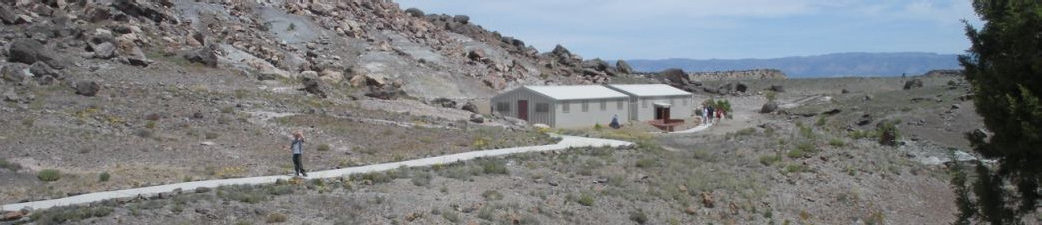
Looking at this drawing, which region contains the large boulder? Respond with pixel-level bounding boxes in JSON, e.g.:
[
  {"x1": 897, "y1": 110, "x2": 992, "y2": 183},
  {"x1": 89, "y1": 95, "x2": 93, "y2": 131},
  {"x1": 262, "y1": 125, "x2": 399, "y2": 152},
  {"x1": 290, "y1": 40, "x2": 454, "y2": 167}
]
[
  {"x1": 903, "y1": 79, "x2": 923, "y2": 90},
  {"x1": 184, "y1": 46, "x2": 218, "y2": 67},
  {"x1": 74, "y1": 81, "x2": 100, "y2": 96},
  {"x1": 469, "y1": 113, "x2": 485, "y2": 123},
  {"x1": 92, "y1": 42, "x2": 117, "y2": 59},
  {"x1": 0, "y1": 4, "x2": 21, "y2": 24},
  {"x1": 299, "y1": 73, "x2": 329, "y2": 98},
  {"x1": 659, "y1": 68, "x2": 690, "y2": 85},
  {"x1": 461, "y1": 101, "x2": 478, "y2": 114},
  {"x1": 581, "y1": 59, "x2": 610, "y2": 71},
  {"x1": 760, "y1": 101, "x2": 778, "y2": 113},
  {"x1": 8, "y1": 38, "x2": 55, "y2": 65},
  {"x1": 405, "y1": 8, "x2": 425, "y2": 17},
  {"x1": 616, "y1": 60, "x2": 634, "y2": 74}
]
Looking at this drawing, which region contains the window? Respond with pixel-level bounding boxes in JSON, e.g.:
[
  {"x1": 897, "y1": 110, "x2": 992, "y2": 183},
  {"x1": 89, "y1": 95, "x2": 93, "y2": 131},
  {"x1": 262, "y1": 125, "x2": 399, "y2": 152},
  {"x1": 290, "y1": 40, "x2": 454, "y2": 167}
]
[
  {"x1": 535, "y1": 103, "x2": 549, "y2": 112},
  {"x1": 582, "y1": 100, "x2": 589, "y2": 112},
  {"x1": 642, "y1": 99, "x2": 647, "y2": 108},
  {"x1": 562, "y1": 102, "x2": 570, "y2": 113},
  {"x1": 617, "y1": 100, "x2": 624, "y2": 110},
  {"x1": 600, "y1": 100, "x2": 607, "y2": 111},
  {"x1": 496, "y1": 102, "x2": 510, "y2": 112}
]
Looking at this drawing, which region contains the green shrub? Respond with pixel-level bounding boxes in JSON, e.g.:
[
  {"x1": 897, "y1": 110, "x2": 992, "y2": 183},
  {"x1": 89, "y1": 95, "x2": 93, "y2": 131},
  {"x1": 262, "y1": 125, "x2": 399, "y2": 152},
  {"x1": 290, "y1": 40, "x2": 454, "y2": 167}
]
[
  {"x1": 221, "y1": 107, "x2": 235, "y2": 114},
  {"x1": 267, "y1": 212, "x2": 287, "y2": 223},
  {"x1": 577, "y1": 193, "x2": 595, "y2": 206},
  {"x1": 146, "y1": 121, "x2": 157, "y2": 129},
  {"x1": 205, "y1": 132, "x2": 220, "y2": 140},
  {"x1": 784, "y1": 164, "x2": 811, "y2": 174},
  {"x1": 411, "y1": 172, "x2": 432, "y2": 187},
  {"x1": 30, "y1": 205, "x2": 113, "y2": 224},
  {"x1": 38, "y1": 169, "x2": 61, "y2": 182},
  {"x1": 594, "y1": 123, "x2": 603, "y2": 131},
  {"x1": 480, "y1": 160, "x2": 508, "y2": 175},
  {"x1": 765, "y1": 91, "x2": 777, "y2": 101},
  {"x1": 787, "y1": 142, "x2": 818, "y2": 159},
  {"x1": 99, "y1": 172, "x2": 110, "y2": 182},
  {"x1": 876, "y1": 121, "x2": 899, "y2": 146},
  {"x1": 317, "y1": 144, "x2": 331, "y2": 151},
  {"x1": 635, "y1": 158, "x2": 657, "y2": 168},
  {"x1": 759, "y1": 154, "x2": 782, "y2": 166},
  {"x1": 0, "y1": 159, "x2": 22, "y2": 171},
  {"x1": 829, "y1": 138, "x2": 846, "y2": 147}
]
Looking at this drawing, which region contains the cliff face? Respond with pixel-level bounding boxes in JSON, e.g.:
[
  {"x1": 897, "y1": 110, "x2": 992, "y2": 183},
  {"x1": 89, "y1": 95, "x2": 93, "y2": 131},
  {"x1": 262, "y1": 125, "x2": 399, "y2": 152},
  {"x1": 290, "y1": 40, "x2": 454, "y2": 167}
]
[
  {"x1": 0, "y1": 0, "x2": 626, "y2": 100},
  {"x1": 687, "y1": 69, "x2": 787, "y2": 81}
]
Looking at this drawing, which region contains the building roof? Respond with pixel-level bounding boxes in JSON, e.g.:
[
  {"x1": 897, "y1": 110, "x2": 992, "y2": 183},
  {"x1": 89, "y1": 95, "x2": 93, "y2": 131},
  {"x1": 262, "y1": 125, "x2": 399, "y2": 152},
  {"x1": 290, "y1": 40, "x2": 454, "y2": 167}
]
[
  {"x1": 523, "y1": 85, "x2": 629, "y2": 100},
  {"x1": 606, "y1": 84, "x2": 691, "y2": 97}
]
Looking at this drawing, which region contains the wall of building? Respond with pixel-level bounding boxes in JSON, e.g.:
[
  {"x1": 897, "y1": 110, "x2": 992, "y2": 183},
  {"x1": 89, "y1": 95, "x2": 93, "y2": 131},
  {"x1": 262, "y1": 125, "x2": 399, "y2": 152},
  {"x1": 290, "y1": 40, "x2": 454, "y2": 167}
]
[
  {"x1": 490, "y1": 88, "x2": 555, "y2": 126},
  {"x1": 554, "y1": 98, "x2": 629, "y2": 128},
  {"x1": 634, "y1": 95, "x2": 695, "y2": 121}
]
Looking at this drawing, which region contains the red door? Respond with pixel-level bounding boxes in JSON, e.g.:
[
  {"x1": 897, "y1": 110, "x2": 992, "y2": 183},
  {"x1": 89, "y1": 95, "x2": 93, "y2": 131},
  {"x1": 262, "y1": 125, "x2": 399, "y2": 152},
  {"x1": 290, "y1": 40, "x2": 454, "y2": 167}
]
[{"x1": 517, "y1": 100, "x2": 528, "y2": 121}]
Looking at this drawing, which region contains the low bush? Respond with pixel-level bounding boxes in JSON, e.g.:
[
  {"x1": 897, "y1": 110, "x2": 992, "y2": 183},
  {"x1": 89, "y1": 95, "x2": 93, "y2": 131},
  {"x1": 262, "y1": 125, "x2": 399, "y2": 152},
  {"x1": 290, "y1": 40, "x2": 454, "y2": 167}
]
[
  {"x1": 629, "y1": 210, "x2": 648, "y2": 224},
  {"x1": 482, "y1": 190, "x2": 504, "y2": 201},
  {"x1": 577, "y1": 193, "x2": 595, "y2": 206},
  {"x1": 480, "y1": 159, "x2": 508, "y2": 175},
  {"x1": 317, "y1": 144, "x2": 331, "y2": 151},
  {"x1": 267, "y1": 212, "x2": 287, "y2": 223},
  {"x1": 38, "y1": 169, "x2": 61, "y2": 182},
  {"x1": 99, "y1": 172, "x2": 110, "y2": 182},
  {"x1": 30, "y1": 205, "x2": 113, "y2": 225},
  {"x1": 0, "y1": 159, "x2": 22, "y2": 171},
  {"x1": 759, "y1": 154, "x2": 782, "y2": 166}
]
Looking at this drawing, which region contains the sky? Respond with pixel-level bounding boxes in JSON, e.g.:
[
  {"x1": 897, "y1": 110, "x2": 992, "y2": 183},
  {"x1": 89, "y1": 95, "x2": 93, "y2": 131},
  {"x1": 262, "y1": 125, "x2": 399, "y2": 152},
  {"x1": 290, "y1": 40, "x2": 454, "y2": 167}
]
[{"x1": 396, "y1": 0, "x2": 983, "y2": 60}]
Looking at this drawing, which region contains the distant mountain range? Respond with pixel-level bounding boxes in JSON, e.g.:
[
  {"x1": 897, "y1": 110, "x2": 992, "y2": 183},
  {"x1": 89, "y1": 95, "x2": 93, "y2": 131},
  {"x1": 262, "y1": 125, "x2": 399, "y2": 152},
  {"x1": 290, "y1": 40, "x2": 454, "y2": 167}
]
[{"x1": 626, "y1": 52, "x2": 962, "y2": 78}]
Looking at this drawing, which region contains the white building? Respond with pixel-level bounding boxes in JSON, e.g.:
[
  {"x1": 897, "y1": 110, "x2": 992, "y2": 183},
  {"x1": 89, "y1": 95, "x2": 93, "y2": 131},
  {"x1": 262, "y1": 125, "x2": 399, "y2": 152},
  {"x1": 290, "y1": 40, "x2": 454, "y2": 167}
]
[
  {"x1": 490, "y1": 85, "x2": 630, "y2": 128},
  {"x1": 605, "y1": 84, "x2": 694, "y2": 121}
]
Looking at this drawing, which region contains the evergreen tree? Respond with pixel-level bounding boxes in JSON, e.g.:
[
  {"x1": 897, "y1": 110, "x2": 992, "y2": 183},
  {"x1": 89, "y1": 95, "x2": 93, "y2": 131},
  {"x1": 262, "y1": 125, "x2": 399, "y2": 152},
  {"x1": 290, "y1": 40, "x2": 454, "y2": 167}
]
[{"x1": 955, "y1": 0, "x2": 1042, "y2": 223}]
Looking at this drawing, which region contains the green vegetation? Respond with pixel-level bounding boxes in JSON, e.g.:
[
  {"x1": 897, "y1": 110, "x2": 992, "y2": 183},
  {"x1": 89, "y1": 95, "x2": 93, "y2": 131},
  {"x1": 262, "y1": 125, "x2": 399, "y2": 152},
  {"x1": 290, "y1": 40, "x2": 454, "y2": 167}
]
[
  {"x1": 37, "y1": 169, "x2": 61, "y2": 182},
  {"x1": 267, "y1": 212, "x2": 287, "y2": 223},
  {"x1": 577, "y1": 193, "x2": 595, "y2": 206},
  {"x1": 0, "y1": 159, "x2": 22, "y2": 171},
  {"x1": 759, "y1": 154, "x2": 782, "y2": 166},
  {"x1": 480, "y1": 159, "x2": 508, "y2": 175},
  {"x1": 876, "y1": 121, "x2": 899, "y2": 146},
  {"x1": 99, "y1": 172, "x2": 111, "y2": 182},
  {"x1": 317, "y1": 143, "x2": 332, "y2": 152},
  {"x1": 952, "y1": 1, "x2": 1042, "y2": 222},
  {"x1": 30, "y1": 205, "x2": 113, "y2": 225},
  {"x1": 629, "y1": 210, "x2": 648, "y2": 224}
]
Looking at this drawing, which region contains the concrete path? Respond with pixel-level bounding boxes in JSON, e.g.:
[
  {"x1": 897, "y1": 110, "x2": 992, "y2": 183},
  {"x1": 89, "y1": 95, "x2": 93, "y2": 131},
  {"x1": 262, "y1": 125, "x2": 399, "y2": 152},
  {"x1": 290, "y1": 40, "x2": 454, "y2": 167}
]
[
  {"x1": 2, "y1": 135, "x2": 632, "y2": 212},
  {"x1": 666, "y1": 123, "x2": 712, "y2": 134}
]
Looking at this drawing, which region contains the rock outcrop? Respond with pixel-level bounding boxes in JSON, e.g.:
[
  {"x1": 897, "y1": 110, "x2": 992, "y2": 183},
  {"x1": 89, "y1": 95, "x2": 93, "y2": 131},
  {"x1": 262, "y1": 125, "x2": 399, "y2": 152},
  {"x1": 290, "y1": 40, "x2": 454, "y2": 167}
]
[{"x1": 688, "y1": 69, "x2": 787, "y2": 81}]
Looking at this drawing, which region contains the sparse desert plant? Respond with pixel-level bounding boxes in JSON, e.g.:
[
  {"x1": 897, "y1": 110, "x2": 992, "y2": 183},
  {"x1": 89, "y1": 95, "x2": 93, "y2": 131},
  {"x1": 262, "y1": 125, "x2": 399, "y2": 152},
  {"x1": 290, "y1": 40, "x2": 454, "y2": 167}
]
[
  {"x1": 480, "y1": 159, "x2": 508, "y2": 175},
  {"x1": 635, "y1": 158, "x2": 657, "y2": 168},
  {"x1": 221, "y1": 106, "x2": 235, "y2": 114},
  {"x1": 411, "y1": 172, "x2": 432, "y2": 186},
  {"x1": 577, "y1": 193, "x2": 595, "y2": 206},
  {"x1": 30, "y1": 205, "x2": 114, "y2": 225},
  {"x1": 0, "y1": 159, "x2": 22, "y2": 171},
  {"x1": 876, "y1": 121, "x2": 899, "y2": 146},
  {"x1": 829, "y1": 138, "x2": 846, "y2": 147},
  {"x1": 482, "y1": 190, "x2": 504, "y2": 200},
  {"x1": 99, "y1": 172, "x2": 110, "y2": 182},
  {"x1": 146, "y1": 120, "x2": 156, "y2": 129},
  {"x1": 765, "y1": 91, "x2": 777, "y2": 101},
  {"x1": 759, "y1": 154, "x2": 782, "y2": 166},
  {"x1": 22, "y1": 117, "x2": 34, "y2": 127},
  {"x1": 205, "y1": 132, "x2": 220, "y2": 140},
  {"x1": 37, "y1": 169, "x2": 61, "y2": 182},
  {"x1": 267, "y1": 212, "x2": 288, "y2": 223},
  {"x1": 594, "y1": 123, "x2": 603, "y2": 131},
  {"x1": 317, "y1": 143, "x2": 331, "y2": 151},
  {"x1": 441, "y1": 209, "x2": 460, "y2": 223}
]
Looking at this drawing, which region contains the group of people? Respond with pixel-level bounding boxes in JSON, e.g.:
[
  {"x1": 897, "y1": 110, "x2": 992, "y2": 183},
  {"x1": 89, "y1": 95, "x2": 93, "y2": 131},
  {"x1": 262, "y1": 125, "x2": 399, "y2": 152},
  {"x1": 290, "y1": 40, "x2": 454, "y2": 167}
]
[{"x1": 701, "y1": 105, "x2": 725, "y2": 125}]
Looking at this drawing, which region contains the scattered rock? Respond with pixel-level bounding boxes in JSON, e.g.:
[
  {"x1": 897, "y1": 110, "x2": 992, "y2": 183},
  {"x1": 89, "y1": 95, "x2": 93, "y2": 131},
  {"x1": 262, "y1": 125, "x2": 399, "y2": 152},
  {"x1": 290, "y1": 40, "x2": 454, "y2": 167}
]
[
  {"x1": 903, "y1": 79, "x2": 923, "y2": 90},
  {"x1": 951, "y1": 104, "x2": 960, "y2": 109},
  {"x1": 365, "y1": 84, "x2": 406, "y2": 100},
  {"x1": 461, "y1": 101, "x2": 478, "y2": 114},
  {"x1": 469, "y1": 113, "x2": 485, "y2": 123},
  {"x1": 760, "y1": 101, "x2": 778, "y2": 113},
  {"x1": 29, "y1": 62, "x2": 60, "y2": 79},
  {"x1": 769, "y1": 85, "x2": 785, "y2": 92},
  {"x1": 969, "y1": 128, "x2": 991, "y2": 142},
  {"x1": 841, "y1": 89, "x2": 850, "y2": 94},
  {"x1": 823, "y1": 108, "x2": 842, "y2": 115},
  {"x1": 8, "y1": 38, "x2": 54, "y2": 65},
  {"x1": 616, "y1": 60, "x2": 634, "y2": 74},
  {"x1": 194, "y1": 187, "x2": 211, "y2": 193},
  {"x1": 405, "y1": 8, "x2": 425, "y2": 17},
  {"x1": 74, "y1": 81, "x2": 100, "y2": 96},
  {"x1": 92, "y1": 42, "x2": 117, "y2": 59},
  {"x1": 1, "y1": 63, "x2": 31, "y2": 83},
  {"x1": 700, "y1": 192, "x2": 715, "y2": 208},
  {"x1": 431, "y1": 98, "x2": 457, "y2": 108},
  {"x1": 184, "y1": 46, "x2": 219, "y2": 67},
  {"x1": 200, "y1": 141, "x2": 216, "y2": 146},
  {"x1": 299, "y1": 73, "x2": 329, "y2": 98},
  {"x1": 0, "y1": 4, "x2": 21, "y2": 25},
  {"x1": 2, "y1": 210, "x2": 24, "y2": 221},
  {"x1": 452, "y1": 15, "x2": 470, "y2": 24}
]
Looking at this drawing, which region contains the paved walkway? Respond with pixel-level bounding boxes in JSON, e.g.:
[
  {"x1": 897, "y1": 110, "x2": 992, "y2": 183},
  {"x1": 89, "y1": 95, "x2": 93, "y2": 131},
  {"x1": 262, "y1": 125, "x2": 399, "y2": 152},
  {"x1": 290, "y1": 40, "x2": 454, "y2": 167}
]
[
  {"x1": 2, "y1": 135, "x2": 632, "y2": 211},
  {"x1": 666, "y1": 123, "x2": 712, "y2": 134}
]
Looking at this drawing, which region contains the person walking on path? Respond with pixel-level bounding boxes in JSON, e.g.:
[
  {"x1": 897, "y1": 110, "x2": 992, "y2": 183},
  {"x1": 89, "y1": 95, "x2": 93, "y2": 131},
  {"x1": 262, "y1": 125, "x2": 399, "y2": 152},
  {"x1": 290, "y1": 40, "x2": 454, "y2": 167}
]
[
  {"x1": 707, "y1": 106, "x2": 715, "y2": 125},
  {"x1": 289, "y1": 131, "x2": 307, "y2": 177}
]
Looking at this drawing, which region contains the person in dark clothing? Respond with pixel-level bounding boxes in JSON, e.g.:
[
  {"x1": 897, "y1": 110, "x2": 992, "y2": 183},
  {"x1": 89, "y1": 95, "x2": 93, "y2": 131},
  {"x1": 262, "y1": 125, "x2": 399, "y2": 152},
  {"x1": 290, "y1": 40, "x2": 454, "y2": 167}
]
[
  {"x1": 707, "y1": 106, "x2": 715, "y2": 124},
  {"x1": 609, "y1": 114, "x2": 621, "y2": 129},
  {"x1": 290, "y1": 131, "x2": 307, "y2": 177}
]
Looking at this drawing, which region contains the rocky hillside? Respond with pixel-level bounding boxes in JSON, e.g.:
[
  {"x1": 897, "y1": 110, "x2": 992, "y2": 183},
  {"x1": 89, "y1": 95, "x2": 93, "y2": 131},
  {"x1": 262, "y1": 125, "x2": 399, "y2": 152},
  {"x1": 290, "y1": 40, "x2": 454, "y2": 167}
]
[
  {"x1": 0, "y1": 0, "x2": 633, "y2": 103},
  {"x1": 687, "y1": 69, "x2": 787, "y2": 81}
]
